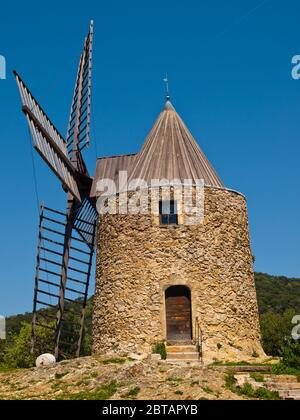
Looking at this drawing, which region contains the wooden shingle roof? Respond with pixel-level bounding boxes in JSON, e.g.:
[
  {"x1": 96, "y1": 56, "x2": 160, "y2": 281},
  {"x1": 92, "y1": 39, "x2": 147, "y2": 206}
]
[
  {"x1": 90, "y1": 153, "x2": 136, "y2": 197},
  {"x1": 91, "y1": 100, "x2": 224, "y2": 197},
  {"x1": 128, "y1": 100, "x2": 223, "y2": 188}
]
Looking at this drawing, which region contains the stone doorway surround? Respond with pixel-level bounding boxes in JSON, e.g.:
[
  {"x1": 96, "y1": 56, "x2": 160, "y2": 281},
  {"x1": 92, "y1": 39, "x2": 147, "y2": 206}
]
[
  {"x1": 161, "y1": 279, "x2": 196, "y2": 344},
  {"x1": 165, "y1": 285, "x2": 192, "y2": 343}
]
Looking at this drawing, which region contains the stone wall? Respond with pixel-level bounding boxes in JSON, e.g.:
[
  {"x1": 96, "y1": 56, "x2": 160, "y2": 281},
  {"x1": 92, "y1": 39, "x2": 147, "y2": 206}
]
[{"x1": 92, "y1": 187, "x2": 265, "y2": 364}]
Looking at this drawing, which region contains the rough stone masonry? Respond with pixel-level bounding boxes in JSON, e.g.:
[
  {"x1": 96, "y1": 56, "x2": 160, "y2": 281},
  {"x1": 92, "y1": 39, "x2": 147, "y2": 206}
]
[{"x1": 92, "y1": 187, "x2": 265, "y2": 364}]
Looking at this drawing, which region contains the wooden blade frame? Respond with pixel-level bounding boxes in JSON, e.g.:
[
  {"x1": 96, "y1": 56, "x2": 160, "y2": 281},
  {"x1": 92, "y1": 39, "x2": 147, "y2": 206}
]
[
  {"x1": 31, "y1": 204, "x2": 97, "y2": 359},
  {"x1": 15, "y1": 21, "x2": 96, "y2": 360},
  {"x1": 14, "y1": 71, "x2": 82, "y2": 203},
  {"x1": 67, "y1": 20, "x2": 93, "y2": 166}
]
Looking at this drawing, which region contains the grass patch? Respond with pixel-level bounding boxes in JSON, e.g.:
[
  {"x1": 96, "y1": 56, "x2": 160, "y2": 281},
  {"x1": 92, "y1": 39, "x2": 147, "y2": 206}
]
[
  {"x1": 0, "y1": 365, "x2": 19, "y2": 374},
  {"x1": 224, "y1": 373, "x2": 280, "y2": 400},
  {"x1": 270, "y1": 363, "x2": 300, "y2": 382},
  {"x1": 212, "y1": 361, "x2": 266, "y2": 367},
  {"x1": 202, "y1": 386, "x2": 214, "y2": 395},
  {"x1": 101, "y1": 358, "x2": 126, "y2": 365},
  {"x1": 166, "y1": 377, "x2": 183, "y2": 383},
  {"x1": 224, "y1": 372, "x2": 237, "y2": 390},
  {"x1": 250, "y1": 373, "x2": 265, "y2": 383},
  {"x1": 174, "y1": 390, "x2": 184, "y2": 396},
  {"x1": 51, "y1": 382, "x2": 63, "y2": 390},
  {"x1": 237, "y1": 383, "x2": 280, "y2": 400},
  {"x1": 122, "y1": 387, "x2": 141, "y2": 399},
  {"x1": 55, "y1": 372, "x2": 68, "y2": 380},
  {"x1": 191, "y1": 380, "x2": 200, "y2": 387},
  {"x1": 153, "y1": 342, "x2": 167, "y2": 360},
  {"x1": 57, "y1": 381, "x2": 118, "y2": 400},
  {"x1": 75, "y1": 379, "x2": 91, "y2": 387}
]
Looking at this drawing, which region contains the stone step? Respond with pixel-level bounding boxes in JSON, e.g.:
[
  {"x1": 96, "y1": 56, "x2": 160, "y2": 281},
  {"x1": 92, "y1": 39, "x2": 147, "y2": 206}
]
[
  {"x1": 167, "y1": 352, "x2": 200, "y2": 361},
  {"x1": 167, "y1": 341, "x2": 194, "y2": 346},
  {"x1": 214, "y1": 365, "x2": 271, "y2": 373},
  {"x1": 278, "y1": 390, "x2": 300, "y2": 400},
  {"x1": 264, "y1": 375, "x2": 299, "y2": 383},
  {"x1": 266, "y1": 382, "x2": 300, "y2": 391},
  {"x1": 164, "y1": 360, "x2": 201, "y2": 365},
  {"x1": 166, "y1": 345, "x2": 196, "y2": 353}
]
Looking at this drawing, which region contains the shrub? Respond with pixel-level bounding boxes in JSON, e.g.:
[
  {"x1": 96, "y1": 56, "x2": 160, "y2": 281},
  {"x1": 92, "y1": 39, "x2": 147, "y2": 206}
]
[
  {"x1": 259, "y1": 309, "x2": 297, "y2": 356},
  {"x1": 153, "y1": 342, "x2": 167, "y2": 360},
  {"x1": 237, "y1": 383, "x2": 280, "y2": 400},
  {"x1": 174, "y1": 390, "x2": 183, "y2": 396},
  {"x1": 123, "y1": 386, "x2": 141, "y2": 398},
  {"x1": 225, "y1": 373, "x2": 280, "y2": 400},
  {"x1": 1, "y1": 322, "x2": 54, "y2": 369},
  {"x1": 58, "y1": 381, "x2": 118, "y2": 400},
  {"x1": 271, "y1": 363, "x2": 300, "y2": 382},
  {"x1": 224, "y1": 373, "x2": 237, "y2": 391},
  {"x1": 102, "y1": 358, "x2": 126, "y2": 365},
  {"x1": 250, "y1": 373, "x2": 264, "y2": 383},
  {"x1": 282, "y1": 339, "x2": 300, "y2": 370}
]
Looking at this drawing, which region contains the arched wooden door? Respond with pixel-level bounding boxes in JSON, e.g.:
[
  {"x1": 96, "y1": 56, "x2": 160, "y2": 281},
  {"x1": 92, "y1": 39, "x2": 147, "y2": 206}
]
[{"x1": 165, "y1": 286, "x2": 192, "y2": 342}]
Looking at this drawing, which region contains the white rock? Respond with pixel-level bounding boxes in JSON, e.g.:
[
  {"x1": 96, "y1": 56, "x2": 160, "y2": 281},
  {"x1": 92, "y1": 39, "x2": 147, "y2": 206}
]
[
  {"x1": 36, "y1": 354, "x2": 56, "y2": 368},
  {"x1": 149, "y1": 354, "x2": 162, "y2": 362},
  {"x1": 128, "y1": 352, "x2": 147, "y2": 361}
]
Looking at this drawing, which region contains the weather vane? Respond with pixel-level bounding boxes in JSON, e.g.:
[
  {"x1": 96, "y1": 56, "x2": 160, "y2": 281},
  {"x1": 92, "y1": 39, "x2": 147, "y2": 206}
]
[{"x1": 163, "y1": 74, "x2": 170, "y2": 100}]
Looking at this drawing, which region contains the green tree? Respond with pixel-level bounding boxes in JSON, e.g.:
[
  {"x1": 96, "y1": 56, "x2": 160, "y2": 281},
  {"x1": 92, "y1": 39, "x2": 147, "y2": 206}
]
[
  {"x1": 260, "y1": 309, "x2": 297, "y2": 356},
  {"x1": 282, "y1": 339, "x2": 300, "y2": 369},
  {"x1": 2, "y1": 322, "x2": 55, "y2": 369}
]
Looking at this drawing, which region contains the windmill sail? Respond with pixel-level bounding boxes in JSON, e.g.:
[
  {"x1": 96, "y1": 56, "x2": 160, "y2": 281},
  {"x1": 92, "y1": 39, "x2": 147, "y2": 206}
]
[
  {"x1": 73, "y1": 198, "x2": 98, "y2": 248},
  {"x1": 14, "y1": 72, "x2": 82, "y2": 203},
  {"x1": 66, "y1": 20, "x2": 94, "y2": 168},
  {"x1": 14, "y1": 21, "x2": 97, "y2": 360},
  {"x1": 32, "y1": 204, "x2": 96, "y2": 359}
]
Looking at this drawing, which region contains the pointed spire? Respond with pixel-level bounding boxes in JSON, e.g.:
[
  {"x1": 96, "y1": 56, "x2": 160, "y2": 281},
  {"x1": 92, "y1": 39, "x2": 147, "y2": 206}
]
[
  {"x1": 163, "y1": 99, "x2": 175, "y2": 111},
  {"x1": 163, "y1": 74, "x2": 170, "y2": 100},
  {"x1": 162, "y1": 74, "x2": 175, "y2": 111}
]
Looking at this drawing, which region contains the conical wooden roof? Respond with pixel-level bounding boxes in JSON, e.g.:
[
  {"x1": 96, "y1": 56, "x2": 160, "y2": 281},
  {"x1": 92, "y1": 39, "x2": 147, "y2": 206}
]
[{"x1": 128, "y1": 100, "x2": 224, "y2": 188}]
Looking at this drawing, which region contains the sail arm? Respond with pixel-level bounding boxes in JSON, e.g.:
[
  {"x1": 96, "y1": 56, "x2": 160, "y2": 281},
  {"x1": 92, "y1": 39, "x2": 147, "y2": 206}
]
[{"x1": 66, "y1": 20, "x2": 94, "y2": 164}]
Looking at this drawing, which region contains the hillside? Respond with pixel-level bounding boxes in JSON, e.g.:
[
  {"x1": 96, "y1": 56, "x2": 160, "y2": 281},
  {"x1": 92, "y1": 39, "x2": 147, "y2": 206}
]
[
  {"x1": 1, "y1": 272, "x2": 300, "y2": 360},
  {"x1": 5, "y1": 272, "x2": 300, "y2": 334},
  {"x1": 255, "y1": 273, "x2": 300, "y2": 314}
]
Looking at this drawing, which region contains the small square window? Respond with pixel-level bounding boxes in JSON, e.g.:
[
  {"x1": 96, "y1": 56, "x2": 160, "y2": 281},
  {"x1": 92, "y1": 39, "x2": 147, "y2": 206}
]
[{"x1": 159, "y1": 200, "x2": 178, "y2": 226}]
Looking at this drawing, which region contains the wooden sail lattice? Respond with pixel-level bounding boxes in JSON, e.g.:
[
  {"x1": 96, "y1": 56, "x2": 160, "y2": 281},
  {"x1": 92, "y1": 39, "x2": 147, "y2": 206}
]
[
  {"x1": 15, "y1": 21, "x2": 97, "y2": 360},
  {"x1": 32, "y1": 204, "x2": 96, "y2": 358},
  {"x1": 67, "y1": 21, "x2": 93, "y2": 164},
  {"x1": 14, "y1": 72, "x2": 82, "y2": 203}
]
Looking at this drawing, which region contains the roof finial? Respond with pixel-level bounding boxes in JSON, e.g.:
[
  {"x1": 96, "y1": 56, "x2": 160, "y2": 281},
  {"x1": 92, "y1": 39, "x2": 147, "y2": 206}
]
[{"x1": 163, "y1": 74, "x2": 170, "y2": 101}]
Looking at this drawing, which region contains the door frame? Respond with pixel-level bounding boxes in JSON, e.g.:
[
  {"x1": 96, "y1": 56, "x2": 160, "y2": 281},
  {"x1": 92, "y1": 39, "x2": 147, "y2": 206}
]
[
  {"x1": 165, "y1": 285, "x2": 192, "y2": 342},
  {"x1": 160, "y1": 281, "x2": 195, "y2": 343}
]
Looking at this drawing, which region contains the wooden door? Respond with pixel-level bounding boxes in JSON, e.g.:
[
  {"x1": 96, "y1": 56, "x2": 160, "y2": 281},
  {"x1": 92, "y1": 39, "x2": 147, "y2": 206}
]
[{"x1": 165, "y1": 286, "x2": 192, "y2": 342}]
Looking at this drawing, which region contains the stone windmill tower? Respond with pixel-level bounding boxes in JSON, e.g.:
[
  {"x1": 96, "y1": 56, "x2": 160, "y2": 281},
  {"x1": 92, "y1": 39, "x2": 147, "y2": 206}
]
[
  {"x1": 91, "y1": 92, "x2": 265, "y2": 364},
  {"x1": 15, "y1": 21, "x2": 264, "y2": 363}
]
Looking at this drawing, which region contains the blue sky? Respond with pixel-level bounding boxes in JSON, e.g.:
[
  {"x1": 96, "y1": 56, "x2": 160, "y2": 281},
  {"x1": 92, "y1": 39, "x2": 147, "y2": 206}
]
[{"x1": 0, "y1": 0, "x2": 299, "y2": 316}]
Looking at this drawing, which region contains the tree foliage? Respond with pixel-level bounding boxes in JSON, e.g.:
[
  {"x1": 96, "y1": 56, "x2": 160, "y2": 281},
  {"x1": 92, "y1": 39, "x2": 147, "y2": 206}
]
[
  {"x1": 0, "y1": 322, "x2": 54, "y2": 369},
  {"x1": 255, "y1": 272, "x2": 300, "y2": 315},
  {"x1": 259, "y1": 309, "x2": 297, "y2": 356}
]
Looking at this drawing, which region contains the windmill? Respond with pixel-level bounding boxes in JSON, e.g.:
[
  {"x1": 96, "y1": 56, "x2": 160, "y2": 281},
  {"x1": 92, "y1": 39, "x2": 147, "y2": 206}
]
[{"x1": 14, "y1": 21, "x2": 97, "y2": 360}]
